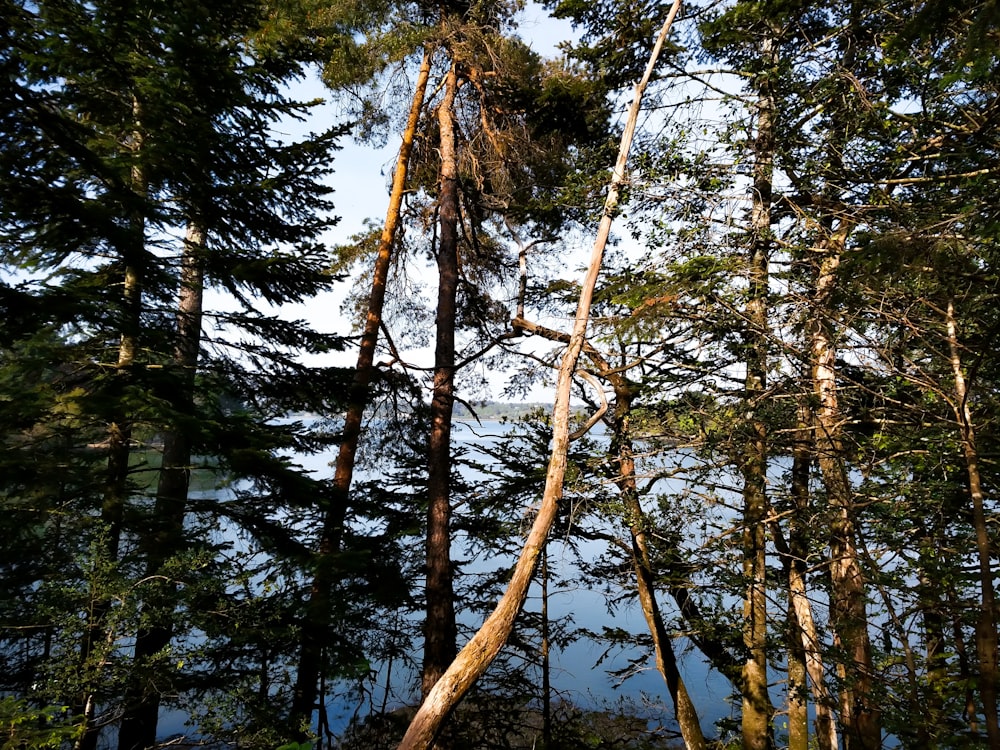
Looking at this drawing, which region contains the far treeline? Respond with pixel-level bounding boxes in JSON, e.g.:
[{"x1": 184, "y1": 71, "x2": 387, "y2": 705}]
[{"x1": 1, "y1": 1, "x2": 998, "y2": 750}]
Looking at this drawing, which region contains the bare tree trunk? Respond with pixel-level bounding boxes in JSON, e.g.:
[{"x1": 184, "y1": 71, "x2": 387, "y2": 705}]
[
  {"x1": 540, "y1": 549, "x2": 551, "y2": 750},
  {"x1": 512, "y1": 316, "x2": 741, "y2": 688},
  {"x1": 509, "y1": 314, "x2": 709, "y2": 749},
  {"x1": 809, "y1": 232, "x2": 879, "y2": 750},
  {"x1": 806, "y1": 7, "x2": 880, "y2": 745},
  {"x1": 290, "y1": 48, "x2": 432, "y2": 735},
  {"x1": 612, "y1": 386, "x2": 706, "y2": 750},
  {"x1": 395, "y1": 6, "x2": 682, "y2": 748},
  {"x1": 780, "y1": 405, "x2": 839, "y2": 750},
  {"x1": 741, "y1": 30, "x2": 775, "y2": 750},
  {"x1": 944, "y1": 299, "x2": 1000, "y2": 745},
  {"x1": 422, "y1": 59, "x2": 460, "y2": 702},
  {"x1": 117, "y1": 223, "x2": 205, "y2": 750}
]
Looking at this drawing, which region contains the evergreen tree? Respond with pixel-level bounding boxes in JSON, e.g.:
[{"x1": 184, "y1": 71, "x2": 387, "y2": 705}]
[{"x1": 0, "y1": 1, "x2": 354, "y2": 746}]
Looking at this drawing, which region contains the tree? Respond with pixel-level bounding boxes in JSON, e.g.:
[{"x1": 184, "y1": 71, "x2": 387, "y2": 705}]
[
  {"x1": 1, "y1": 2, "x2": 351, "y2": 746},
  {"x1": 397, "y1": 6, "x2": 682, "y2": 747}
]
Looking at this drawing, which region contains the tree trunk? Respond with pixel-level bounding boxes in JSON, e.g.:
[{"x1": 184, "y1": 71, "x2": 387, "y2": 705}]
[
  {"x1": 781, "y1": 404, "x2": 838, "y2": 750},
  {"x1": 395, "y1": 6, "x2": 681, "y2": 748},
  {"x1": 944, "y1": 298, "x2": 1000, "y2": 745},
  {"x1": 117, "y1": 223, "x2": 205, "y2": 750},
  {"x1": 76, "y1": 114, "x2": 147, "y2": 750},
  {"x1": 540, "y1": 549, "x2": 551, "y2": 750},
  {"x1": 289, "y1": 47, "x2": 432, "y2": 735},
  {"x1": 422, "y1": 58, "x2": 460, "y2": 701},
  {"x1": 809, "y1": 232, "x2": 879, "y2": 750},
  {"x1": 612, "y1": 385, "x2": 706, "y2": 750},
  {"x1": 508, "y1": 314, "x2": 710, "y2": 749},
  {"x1": 741, "y1": 30, "x2": 775, "y2": 750}
]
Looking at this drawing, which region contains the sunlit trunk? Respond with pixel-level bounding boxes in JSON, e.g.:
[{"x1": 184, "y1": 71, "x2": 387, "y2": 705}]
[
  {"x1": 289, "y1": 48, "x2": 432, "y2": 736},
  {"x1": 809, "y1": 232, "x2": 879, "y2": 750},
  {"x1": 784, "y1": 405, "x2": 838, "y2": 750},
  {"x1": 944, "y1": 298, "x2": 999, "y2": 745}
]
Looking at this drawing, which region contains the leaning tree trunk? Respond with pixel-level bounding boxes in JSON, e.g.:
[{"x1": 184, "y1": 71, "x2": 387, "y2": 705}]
[
  {"x1": 508, "y1": 312, "x2": 713, "y2": 750},
  {"x1": 422, "y1": 59, "x2": 460, "y2": 702},
  {"x1": 944, "y1": 298, "x2": 1000, "y2": 746},
  {"x1": 117, "y1": 223, "x2": 205, "y2": 750},
  {"x1": 611, "y1": 382, "x2": 706, "y2": 750},
  {"x1": 395, "y1": 5, "x2": 682, "y2": 748},
  {"x1": 289, "y1": 48, "x2": 432, "y2": 735}
]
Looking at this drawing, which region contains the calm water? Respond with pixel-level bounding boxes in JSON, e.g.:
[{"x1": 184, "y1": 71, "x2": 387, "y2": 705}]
[{"x1": 155, "y1": 417, "x2": 739, "y2": 743}]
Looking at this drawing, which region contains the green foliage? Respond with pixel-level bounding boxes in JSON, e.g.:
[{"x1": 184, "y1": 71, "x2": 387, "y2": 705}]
[
  {"x1": 0, "y1": 698, "x2": 83, "y2": 750},
  {"x1": 4, "y1": 0, "x2": 1000, "y2": 747}
]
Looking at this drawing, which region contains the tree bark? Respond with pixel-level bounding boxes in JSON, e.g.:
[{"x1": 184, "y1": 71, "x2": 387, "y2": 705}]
[
  {"x1": 612, "y1": 385, "x2": 706, "y2": 750},
  {"x1": 422, "y1": 58, "x2": 460, "y2": 701},
  {"x1": 117, "y1": 223, "x2": 205, "y2": 750},
  {"x1": 944, "y1": 298, "x2": 1000, "y2": 746},
  {"x1": 781, "y1": 404, "x2": 838, "y2": 750},
  {"x1": 540, "y1": 549, "x2": 551, "y2": 750},
  {"x1": 809, "y1": 230, "x2": 879, "y2": 750},
  {"x1": 395, "y1": 6, "x2": 682, "y2": 748},
  {"x1": 509, "y1": 314, "x2": 711, "y2": 749},
  {"x1": 290, "y1": 47, "x2": 432, "y2": 735},
  {"x1": 741, "y1": 30, "x2": 775, "y2": 750}
]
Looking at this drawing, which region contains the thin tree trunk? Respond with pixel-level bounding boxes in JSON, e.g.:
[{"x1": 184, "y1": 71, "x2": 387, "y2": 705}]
[
  {"x1": 918, "y1": 565, "x2": 947, "y2": 746},
  {"x1": 781, "y1": 405, "x2": 838, "y2": 750},
  {"x1": 76, "y1": 266, "x2": 141, "y2": 750},
  {"x1": 540, "y1": 548, "x2": 551, "y2": 750},
  {"x1": 289, "y1": 48, "x2": 432, "y2": 735},
  {"x1": 809, "y1": 231, "x2": 879, "y2": 750},
  {"x1": 948, "y1": 583, "x2": 980, "y2": 734},
  {"x1": 944, "y1": 298, "x2": 1000, "y2": 745},
  {"x1": 512, "y1": 315, "x2": 741, "y2": 687},
  {"x1": 76, "y1": 110, "x2": 147, "y2": 750},
  {"x1": 117, "y1": 223, "x2": 205, "y2": 750},
  {"x1": 582, "y1": 346, "x2": 706, "y2": 748},
  {"x1": 422, "y1": 59, "x2": 460, "y2": 701},
  {"x1": 782, "y1": 417, "x2": 808, "y2": 750},
  {"x1": 808, "y1": 7, "x2": 880, "y2": 745},
  {"x1": 612, "y1": 386, "x2": 706, "y2": 750},
  {"x1": 395, "y1": 6, "x2": 682, "y2": 748},
  {"x1": 509, "y1": 314, "x2": 709, "y2": 749},
  {"x1": 741, "y1": 30, "x2": 775, "y2": 750}
]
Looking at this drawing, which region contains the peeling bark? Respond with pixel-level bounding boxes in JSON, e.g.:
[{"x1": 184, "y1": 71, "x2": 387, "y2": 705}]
[{"x1": 809, "y1": 231, "x2": 879, "y2": 750}]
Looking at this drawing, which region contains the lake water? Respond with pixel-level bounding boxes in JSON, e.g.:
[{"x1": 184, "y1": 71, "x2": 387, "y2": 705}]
[
  {"x1": 312, "y1": 417, "x2": 740, "y2": 740},
  {"x1": 152, "y1": 416, "x2": 740, "y2": 744}
]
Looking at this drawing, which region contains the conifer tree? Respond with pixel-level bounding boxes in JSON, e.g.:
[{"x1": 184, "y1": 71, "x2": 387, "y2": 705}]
[{"x1": 1, "y1": 1, "x2": 351, "y2": 746}]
